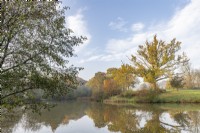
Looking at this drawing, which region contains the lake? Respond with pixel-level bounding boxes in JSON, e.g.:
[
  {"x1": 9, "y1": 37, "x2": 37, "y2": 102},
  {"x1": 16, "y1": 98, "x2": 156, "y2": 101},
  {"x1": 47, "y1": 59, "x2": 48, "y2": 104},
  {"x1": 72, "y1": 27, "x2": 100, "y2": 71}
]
[{"x1": 2, "y1": 102, "x2": 200, "y2": 133}]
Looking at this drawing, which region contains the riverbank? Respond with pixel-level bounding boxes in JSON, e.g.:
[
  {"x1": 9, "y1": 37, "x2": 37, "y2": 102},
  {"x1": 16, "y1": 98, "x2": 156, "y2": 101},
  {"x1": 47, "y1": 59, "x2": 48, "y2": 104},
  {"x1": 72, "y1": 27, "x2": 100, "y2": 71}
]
[{"x1": 104, "y1": 90, "x2": 200, "y2": 104}]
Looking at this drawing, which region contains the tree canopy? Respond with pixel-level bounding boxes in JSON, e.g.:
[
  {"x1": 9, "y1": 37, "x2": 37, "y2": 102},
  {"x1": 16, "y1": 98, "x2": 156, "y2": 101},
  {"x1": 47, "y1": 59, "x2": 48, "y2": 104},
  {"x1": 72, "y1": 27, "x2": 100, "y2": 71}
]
[
  {"x1": 170, "y1": 75, "x2": 185, "y2": 91},
  {"x1": 112, "y1": 64, "x2": 136, "y2": 91},
  {"x1": 87, "y1": 72, "x2": 106, "y2": 101},
  {"x1": 87, "y1": 65, "x2": 136, "y2": 101},
  {"x1": 0, "y1": 1, "x2": 85, "y2": 110},
  {"x1": 131, "y1": 35, "x2": 188, "y2": 90}
]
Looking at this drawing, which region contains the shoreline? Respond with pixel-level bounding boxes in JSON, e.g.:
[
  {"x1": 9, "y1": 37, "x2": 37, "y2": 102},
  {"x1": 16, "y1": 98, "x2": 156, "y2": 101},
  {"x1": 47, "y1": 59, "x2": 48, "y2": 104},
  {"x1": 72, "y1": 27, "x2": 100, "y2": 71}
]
[{"x1": 104, "y1": 90, "x2": 200, "y2": 104}]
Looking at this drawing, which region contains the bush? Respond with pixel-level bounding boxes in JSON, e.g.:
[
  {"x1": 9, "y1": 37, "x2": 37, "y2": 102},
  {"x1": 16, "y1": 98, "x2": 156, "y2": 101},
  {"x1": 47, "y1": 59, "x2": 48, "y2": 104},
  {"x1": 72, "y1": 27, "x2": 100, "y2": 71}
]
[
  {"x1": 103, "y1": 88, "x2": 122, "y2": 99},
  {"x1": 120, "y1": 90, "x2": 137, "y2": 98},
  {"x1": 135, "y1": 89, "x2": 165, "y2": 103},
  {"x1": 118, "y1": 88, "x2": 167, "y2": 103}
]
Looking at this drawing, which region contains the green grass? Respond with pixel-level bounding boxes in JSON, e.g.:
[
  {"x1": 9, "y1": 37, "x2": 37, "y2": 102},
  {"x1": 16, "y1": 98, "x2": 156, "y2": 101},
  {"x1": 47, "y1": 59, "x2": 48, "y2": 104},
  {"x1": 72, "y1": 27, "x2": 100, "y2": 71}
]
[
  {"x1": 156, "y1": 90, "x2": 200, "y2": 103},
  {"x1": 105, "y1": 90, "x2": 200, "y2": 104},
  {"x1": 104, "y1": 95, "x2": 135, "y2": 104}
]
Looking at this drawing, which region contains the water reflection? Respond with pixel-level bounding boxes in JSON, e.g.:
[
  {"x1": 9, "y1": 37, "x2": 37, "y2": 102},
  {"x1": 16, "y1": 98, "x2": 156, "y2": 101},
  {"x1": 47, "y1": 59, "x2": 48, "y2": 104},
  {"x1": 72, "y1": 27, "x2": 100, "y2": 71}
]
[{"x1": 2, "y1": 102, "x2": 200, "y2": 133}]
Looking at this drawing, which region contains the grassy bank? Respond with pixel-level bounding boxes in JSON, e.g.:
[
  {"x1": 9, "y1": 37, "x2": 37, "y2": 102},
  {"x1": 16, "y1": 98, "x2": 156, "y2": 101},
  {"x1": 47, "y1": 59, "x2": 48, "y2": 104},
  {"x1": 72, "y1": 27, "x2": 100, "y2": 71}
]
[
  {"x1": 104, "y1": 90, "x2": 200, "y2": 104},
  {"x1": 155, "y1": 90, "x2": 200, "y2": 103},
  {"x1": 104, "y1": 96, "x2": 135, "y2": 104}
]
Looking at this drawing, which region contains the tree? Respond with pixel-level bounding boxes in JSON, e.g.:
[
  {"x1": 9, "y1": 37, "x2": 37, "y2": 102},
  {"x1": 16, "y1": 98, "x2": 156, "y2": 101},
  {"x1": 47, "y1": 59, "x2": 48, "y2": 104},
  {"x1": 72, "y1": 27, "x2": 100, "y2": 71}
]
[
  {"x1": 170, "y1": 75, "x2": 185, "y2": 91},
  {"x1": 193, "y1": 69, "x2": 200, "y2": 88},
  {"x1": 182, "y1": 63, "x2": 200, "y2": 89},
  {"x1": 87, "y1": 72, "x2": 106, "y2": 101},
  {"x1": 165, "y1": 80, "x2": 173, "y2": 90},
  {"x1": 112, "y1": 64, "x2": 136, "y2": 91},
  {"x1": 103, "y1": 68, "x2": 121, "y2": 97},
  {"x1": 131, "y1": 35, "x2": 188, "y2": 90},
  {"x1": 103, "y1": 78, "x2": 120, "y2": 98},
  {"x1": 181, "y1": 63, "x2": 194, "y2": 89},
  {"x1": 87, "y1": 66, "x2": 136, "y2": 100},
  {"x1": 0, "y1": 1, "x2": 85, "y2": 110}
]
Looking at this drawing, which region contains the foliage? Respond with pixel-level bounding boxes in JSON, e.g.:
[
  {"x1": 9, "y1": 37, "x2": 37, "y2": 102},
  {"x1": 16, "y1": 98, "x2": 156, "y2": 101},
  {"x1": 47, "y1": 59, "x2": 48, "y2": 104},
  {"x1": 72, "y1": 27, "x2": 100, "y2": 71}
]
[
  {"x1": 87, "y1": 65, "x2": 136, "y2": 101},
  {"x1": 170, "y1": 75, "x2": 185, "y2": 91},
  {"x1": 181, "y1": 63, "x2": 194, "y2": 89},
  {"x1": 0, "y1": 1, "x2": 85, "y2": 110},
  {"x1": 112, "y1": 64, "x2": 136, "y2": 91},
  {"x1": 181, "y1": 63, "x2": 200, "y2": 89},
  {"x1": 103, "y1": 78, "x2": 121, "y2": 98},
  {"x1": 87, "y1": 72, "x2": 106, "y2": 101},
  {"x1": 193, "y1": 69, "x2": 200, "y2": 88},
  {"x1": 131, "y1": 35, "x2": 188, "y2": 90},
  {"x1": 165, "y1": 80, "x2": 173, "y2": 90},
  {"x1": 120, "y1": 90, "x2": 137, "y2": 98},
  {"x1": 135, "y1": 89, "x2": 160, "y2": 103}
]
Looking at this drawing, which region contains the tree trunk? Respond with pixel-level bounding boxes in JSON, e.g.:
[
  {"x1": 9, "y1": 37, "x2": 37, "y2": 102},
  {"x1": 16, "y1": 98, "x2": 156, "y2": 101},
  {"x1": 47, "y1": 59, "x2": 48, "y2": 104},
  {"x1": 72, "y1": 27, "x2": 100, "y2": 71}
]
[{"x1": 152, "y1": 82, "x2": 159, "y2": 91}]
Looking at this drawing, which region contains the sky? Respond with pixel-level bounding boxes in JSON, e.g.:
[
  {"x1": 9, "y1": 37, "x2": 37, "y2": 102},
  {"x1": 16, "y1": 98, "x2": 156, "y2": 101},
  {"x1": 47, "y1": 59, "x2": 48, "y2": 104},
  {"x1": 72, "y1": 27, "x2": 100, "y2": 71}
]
[{"x1": 62, "y1": 0, "x2": 200, "y2": 80}]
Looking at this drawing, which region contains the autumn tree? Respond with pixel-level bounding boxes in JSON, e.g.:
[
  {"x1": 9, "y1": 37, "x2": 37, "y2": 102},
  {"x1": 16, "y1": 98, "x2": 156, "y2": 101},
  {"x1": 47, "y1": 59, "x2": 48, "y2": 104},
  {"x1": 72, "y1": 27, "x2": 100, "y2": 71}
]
[
  {"x1": 131, "y1": 35, "x2": 188, "y2": 90},
  {"x1": 181, "y1": 63, "x2": 194, "y2": 89},
  {"x1": 102, "y1": 68, "x2": 121, "y2": 97},
  {"x1": 87, "y1": 65, "x2": 136, "y2": 100},
  {"x1": 181, "y1": 63, "x2": 200, "y2": 89},
  {"x1": 106, "y1": 68, "x2": 118, "y2": 77},
  {"x1": 0, "y1": 1, "x2": 85, "y2": 110},
  {"x1": 87, "y1": 72, "x2": 106, "y2": 101},
  {"x1": 112, "y1": 64, "x2": 136, "y2": 91}
]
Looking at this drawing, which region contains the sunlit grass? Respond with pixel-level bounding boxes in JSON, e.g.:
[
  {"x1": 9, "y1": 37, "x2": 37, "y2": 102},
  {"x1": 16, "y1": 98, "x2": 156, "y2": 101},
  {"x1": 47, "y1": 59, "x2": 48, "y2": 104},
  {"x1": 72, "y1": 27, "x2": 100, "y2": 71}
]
[
  {"x1": 157, "y1": 90, "x2": 200, "y2": 103},
  {"x1": 105, "y1": 90, "x2": 200, "y2": 104}
]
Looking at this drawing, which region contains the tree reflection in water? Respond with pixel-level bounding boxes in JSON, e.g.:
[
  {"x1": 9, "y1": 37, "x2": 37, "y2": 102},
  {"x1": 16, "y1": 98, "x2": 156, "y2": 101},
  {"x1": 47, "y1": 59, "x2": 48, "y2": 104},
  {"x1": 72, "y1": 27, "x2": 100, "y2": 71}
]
[
  {"x1": 2, "y1": 102, "x2": 200, "y2": 133},
  {"x1": 86, "y1": 103, "x2": 200, "y2": 133}
]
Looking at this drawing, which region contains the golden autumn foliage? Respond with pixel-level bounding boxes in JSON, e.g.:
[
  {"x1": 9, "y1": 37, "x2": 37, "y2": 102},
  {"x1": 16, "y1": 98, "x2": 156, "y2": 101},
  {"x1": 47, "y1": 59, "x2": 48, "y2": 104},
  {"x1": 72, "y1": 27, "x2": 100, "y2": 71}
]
[
  {"x1": 103, "y1": 79, "x2": 120, "y2": 98},
  {"x1": 112, "y1": 64, "x2": 136, "y2": 91},
  {"x1": 87, "y1": 72, "x2": 106, "y2": 100},
  {"x1": 87, "y1": 65, "x2": 136, "y2": 100},
  {"x1": 131, "y1": 35, "x2": 188, "y2": 90}
]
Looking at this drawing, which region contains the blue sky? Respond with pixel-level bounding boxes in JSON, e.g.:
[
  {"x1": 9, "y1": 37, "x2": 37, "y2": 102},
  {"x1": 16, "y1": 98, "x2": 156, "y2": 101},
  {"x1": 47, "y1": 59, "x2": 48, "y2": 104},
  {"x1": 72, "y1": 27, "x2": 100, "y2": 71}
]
[{"x1": 62, "y1": 0, "x2": 200, "y2": 80}]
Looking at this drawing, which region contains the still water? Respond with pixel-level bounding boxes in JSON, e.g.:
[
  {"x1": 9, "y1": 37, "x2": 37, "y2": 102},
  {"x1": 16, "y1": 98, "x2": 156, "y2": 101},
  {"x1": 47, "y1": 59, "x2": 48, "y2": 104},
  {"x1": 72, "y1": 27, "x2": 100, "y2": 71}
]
[{"x1": 2, "y1": 102, "x2": 200, "y2": 133}]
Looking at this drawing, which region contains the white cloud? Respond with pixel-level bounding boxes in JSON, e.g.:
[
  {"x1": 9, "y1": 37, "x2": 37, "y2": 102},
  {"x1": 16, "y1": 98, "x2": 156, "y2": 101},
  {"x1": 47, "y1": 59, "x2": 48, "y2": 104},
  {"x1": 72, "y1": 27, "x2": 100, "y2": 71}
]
[
  {"x1": 131, "y1": 23, "x2": 145, "y2": 32},
  {"x1": 103, "y1": 0, "x2": 200, "y2": 68},
  {"x1": 72, "y1": 0, "x2": 200, "y2": 80},
  {"x1": 79, "y1": 55, "x2": 104, "y2": 64},
  {"x1": 66, "y1": 9, "x2": 91, "y2": 53},
  {"x1": 106, "y1": 33, "x2": 148, "y2": 54},
  {"x1": 109, "y1": 17, "x2": 128, "y2": 32}
]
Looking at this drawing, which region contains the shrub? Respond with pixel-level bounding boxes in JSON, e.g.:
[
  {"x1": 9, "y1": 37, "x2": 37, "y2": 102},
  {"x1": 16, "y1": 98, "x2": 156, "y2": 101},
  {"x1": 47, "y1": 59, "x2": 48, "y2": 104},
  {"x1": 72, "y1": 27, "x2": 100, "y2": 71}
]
[
  {"x1": 120, "y1": 90, "x2": 137, "y2": 98},
  {"x1": 135, "y1": 89, "x2": 165, "y2": 103}
]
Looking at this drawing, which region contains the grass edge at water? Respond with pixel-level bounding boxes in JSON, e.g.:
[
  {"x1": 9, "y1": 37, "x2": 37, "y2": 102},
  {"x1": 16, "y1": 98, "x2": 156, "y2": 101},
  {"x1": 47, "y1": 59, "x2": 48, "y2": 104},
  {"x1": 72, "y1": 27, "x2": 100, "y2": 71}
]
[{"x1": 104, "y1": 90, "x2": 200, "y2": 104}]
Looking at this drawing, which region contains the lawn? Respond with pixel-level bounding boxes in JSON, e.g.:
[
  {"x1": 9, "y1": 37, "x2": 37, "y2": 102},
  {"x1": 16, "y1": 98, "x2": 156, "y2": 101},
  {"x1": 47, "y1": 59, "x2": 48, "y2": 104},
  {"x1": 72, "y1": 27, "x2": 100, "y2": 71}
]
[
  {"x1": 104, "y1": 90, "x2": 200, "y2": 104},
  {"x1": 156, "y1": 90, "x2": 200, "y2": 103}
]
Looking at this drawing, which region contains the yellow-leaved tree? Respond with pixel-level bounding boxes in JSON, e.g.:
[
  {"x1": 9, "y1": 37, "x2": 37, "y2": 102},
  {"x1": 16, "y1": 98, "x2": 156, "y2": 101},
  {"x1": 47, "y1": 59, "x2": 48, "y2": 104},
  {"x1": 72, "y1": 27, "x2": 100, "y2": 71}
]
[
  {"x1": 112, "y1": 64, "x2": 136, "y2": 91},
  {"x1": 131, "y1": 35, "x2": 188, "y2": 90}
]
